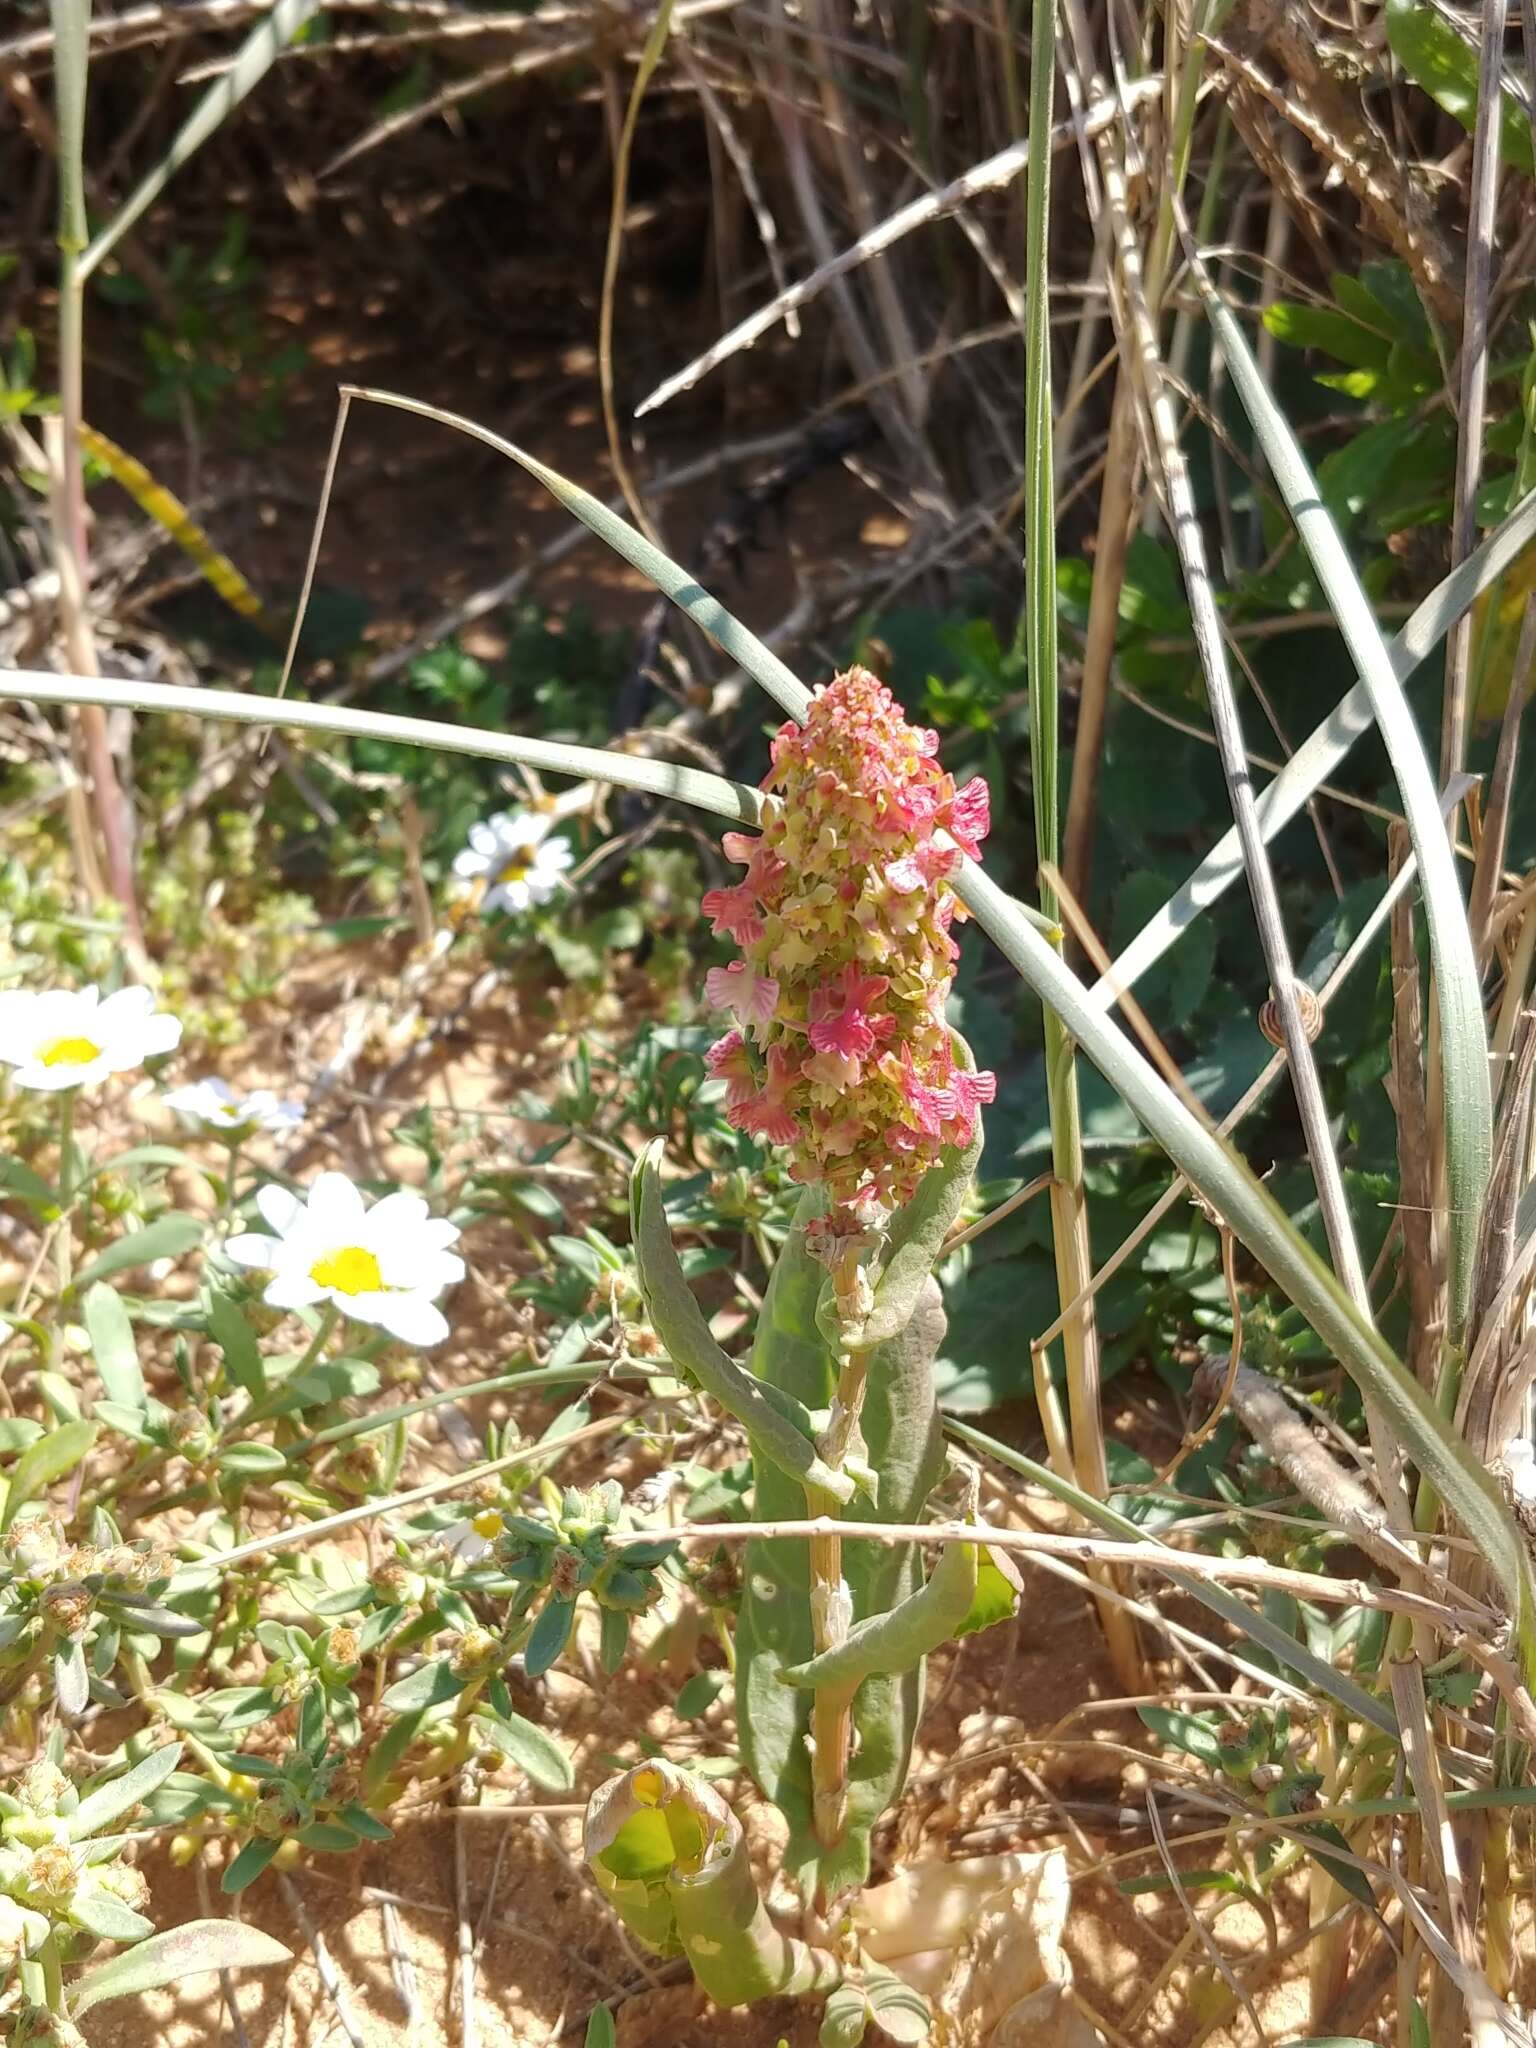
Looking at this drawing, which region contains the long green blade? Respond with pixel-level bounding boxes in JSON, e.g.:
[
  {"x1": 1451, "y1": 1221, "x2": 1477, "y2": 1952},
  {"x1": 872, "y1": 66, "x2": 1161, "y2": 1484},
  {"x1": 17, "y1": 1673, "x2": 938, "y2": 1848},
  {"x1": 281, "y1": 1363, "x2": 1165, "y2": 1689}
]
[
  {"x1": 1101, "y1": 487, "x2": 1536, "y2": 1006},
  {"x1": 1193, "y1": 266, "x2": 1492, "y2": 1344},
  {"x1": 2, "y1": 670, "x2": 765, "y2": 826},
  {"x1": 953, "y1": 855, "x2": 1534, "y2": 1680}
]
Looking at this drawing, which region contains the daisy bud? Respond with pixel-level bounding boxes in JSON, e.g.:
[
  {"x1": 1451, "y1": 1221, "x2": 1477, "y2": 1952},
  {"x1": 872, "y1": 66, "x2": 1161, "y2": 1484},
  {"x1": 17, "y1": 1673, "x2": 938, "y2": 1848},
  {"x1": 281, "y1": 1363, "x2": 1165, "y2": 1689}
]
[{"x1": 703, "y1": 668, "x2": 996, "y2": 1235}]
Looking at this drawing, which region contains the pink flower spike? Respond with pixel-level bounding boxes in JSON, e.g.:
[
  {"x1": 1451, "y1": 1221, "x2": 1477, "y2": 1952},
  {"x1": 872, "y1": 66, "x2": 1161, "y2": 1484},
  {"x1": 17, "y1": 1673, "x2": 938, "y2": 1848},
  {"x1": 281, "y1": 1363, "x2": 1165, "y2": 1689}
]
[
  {"x1": 943, "y1": 776, "x2": 991, "y2": 857},
  {"x1": 734, "y1": 1098, "x2": 800, "y2": 1145},
  {"x1": 729, "y1": 1041, "x2": 801, "y2": 1146},
  {"x1": 721, "y1": 831, "x2": 759, "y2": 866},
  {"x1": 808, "y1": 965, "x2": 891, "y2": 1060},
  {"x1": 701, "y1": 882, "x2": 764, "y2": 946},
  {"x1": 885, "y1": 856, "x2": 924, "y2": 895},
  {"x1": 949, "y1": 1067, "x2": 998, "y2": 1116},
  {"x1": 705, "y1": 962, "x2": 780, "y2": 1030},
  {"x1": 705, "y1": 1031, "x2": 757, "y2": 1108}
]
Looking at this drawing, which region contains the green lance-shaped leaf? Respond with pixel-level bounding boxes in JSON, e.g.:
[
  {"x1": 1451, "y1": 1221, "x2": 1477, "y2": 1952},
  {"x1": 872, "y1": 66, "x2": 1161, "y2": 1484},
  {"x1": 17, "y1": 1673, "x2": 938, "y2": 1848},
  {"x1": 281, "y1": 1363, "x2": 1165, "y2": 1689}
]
[
  {"x1": 737, "y1": 1189, "x2": 948, "y2": 1903},
  {"x1": 779, "y1": 1538, "x2": 978, "y2": 1691},
  {"x1": 630, "y1": 1142, "x2": 853, "y2": 1503},
  {"x1": 584, "y1": 1761, "x2": 841, "y2": 2007}
]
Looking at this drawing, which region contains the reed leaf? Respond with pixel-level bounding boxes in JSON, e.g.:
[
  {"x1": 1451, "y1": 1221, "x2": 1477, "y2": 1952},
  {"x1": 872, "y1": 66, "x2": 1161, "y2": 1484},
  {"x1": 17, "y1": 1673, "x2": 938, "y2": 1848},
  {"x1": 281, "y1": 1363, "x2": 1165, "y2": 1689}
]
[{"x1": 1193, "y1": 263, "x2": 1492, "y2": 1346}]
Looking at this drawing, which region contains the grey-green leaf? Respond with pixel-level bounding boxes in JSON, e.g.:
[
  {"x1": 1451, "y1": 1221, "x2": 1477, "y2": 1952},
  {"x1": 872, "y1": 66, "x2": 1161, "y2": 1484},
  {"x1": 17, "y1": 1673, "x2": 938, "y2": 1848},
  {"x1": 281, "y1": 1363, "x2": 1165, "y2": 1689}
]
[
  {"x1": 630, "y1": 1142, "x2": 853, "y2": 1501},
  {"x1": 83, "y1": 1284, "x2": 146, "y2": 1411},
  {"x1": 69, "y1": 1743, "x2": 184, "y2": 1840},
  {"x1": 3, "y1": 1420, "x2": 98, "y2": 1528},
  {"x1": 74, "y1": 1215, "x2": 204, "y2": 1292},
  {"x1": 71, "y1": 1918, "x2": 289, "y2": 2011},
  {"x1": 475, "y1": 1706, "x2": 575, "y2": 1792}
]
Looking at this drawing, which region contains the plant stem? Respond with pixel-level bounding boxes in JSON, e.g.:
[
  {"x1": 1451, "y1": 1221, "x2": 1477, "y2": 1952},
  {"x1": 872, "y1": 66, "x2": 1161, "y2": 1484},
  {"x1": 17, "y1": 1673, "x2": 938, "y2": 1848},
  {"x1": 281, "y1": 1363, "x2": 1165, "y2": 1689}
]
[
  {"x1": 52, "y1": 1090, "x2": 77, "y2": 1353},
  {"x1": 805, "y1": 1327, "x2": 871, "y2": 1849}
]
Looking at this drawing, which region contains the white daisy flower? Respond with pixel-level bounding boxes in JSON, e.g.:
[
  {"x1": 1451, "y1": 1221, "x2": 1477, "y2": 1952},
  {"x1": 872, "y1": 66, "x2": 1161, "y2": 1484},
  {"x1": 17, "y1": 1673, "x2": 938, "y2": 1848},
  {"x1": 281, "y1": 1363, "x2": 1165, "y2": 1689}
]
[
  {"x1": 452, "y1": 810, "x2": 573, "y2": 916},
  {"x1": 0, "y1": 985, "x2": 181, "y2": 1093},
  {"x1": 162, "y1": 1077, "x2": 305, "y2": 1138},
  {"x1": 225, "y1": 1171, "x2": 464, "y2": 1347},
  {"x1": 435, "y1": 1508, "x2": 505, "y2": 1564}
]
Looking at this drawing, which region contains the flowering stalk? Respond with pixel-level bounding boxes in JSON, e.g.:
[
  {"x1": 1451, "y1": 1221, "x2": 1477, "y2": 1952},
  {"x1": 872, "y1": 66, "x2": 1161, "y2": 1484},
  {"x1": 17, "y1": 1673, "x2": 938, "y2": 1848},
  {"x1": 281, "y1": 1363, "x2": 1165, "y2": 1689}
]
[{"x1": 695, "y1": 668, "x2": 997, "y2": 1886}]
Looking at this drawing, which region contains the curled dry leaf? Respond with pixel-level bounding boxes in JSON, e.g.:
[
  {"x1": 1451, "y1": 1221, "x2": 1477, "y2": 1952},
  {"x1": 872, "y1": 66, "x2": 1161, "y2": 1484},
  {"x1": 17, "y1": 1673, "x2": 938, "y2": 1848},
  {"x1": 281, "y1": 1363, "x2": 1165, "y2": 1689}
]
[{"x1": 856, "y1": 1849, "x2": 1106, "y2": 2047}]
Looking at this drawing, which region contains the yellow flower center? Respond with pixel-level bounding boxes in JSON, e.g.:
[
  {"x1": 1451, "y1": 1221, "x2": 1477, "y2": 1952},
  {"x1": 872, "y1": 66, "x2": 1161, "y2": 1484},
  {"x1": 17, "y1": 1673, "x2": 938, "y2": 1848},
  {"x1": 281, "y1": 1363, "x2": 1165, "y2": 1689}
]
[
  {"x1": 309, "y1": 1245, "x2": 384, "y2": 1296},
  {"x1": 39, "y1": 1036, "x2": 102, "y2": 1069},
  {"x1": 498, "y1": 847, "x2": 537, "y2": 886},
  {"x1": 471, "y1": 1509, "x2": 504, "y2": 1540}
]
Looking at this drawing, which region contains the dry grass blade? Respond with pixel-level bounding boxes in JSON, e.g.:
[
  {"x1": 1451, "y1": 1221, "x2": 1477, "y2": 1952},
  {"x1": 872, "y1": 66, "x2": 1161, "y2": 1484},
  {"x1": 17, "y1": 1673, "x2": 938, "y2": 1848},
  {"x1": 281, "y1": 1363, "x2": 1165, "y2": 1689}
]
[{"x1": 635, "y1": 78, "x2": 1162, "y2": 418}]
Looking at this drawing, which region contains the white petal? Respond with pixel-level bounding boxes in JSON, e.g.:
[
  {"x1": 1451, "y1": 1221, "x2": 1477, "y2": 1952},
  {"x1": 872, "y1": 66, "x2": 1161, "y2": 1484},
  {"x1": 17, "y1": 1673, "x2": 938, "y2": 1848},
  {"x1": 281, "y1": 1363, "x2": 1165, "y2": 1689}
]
[
  {"x1": 306, "y1": 1172, "x2": 366, "y2": 1233},
  {"x1": 255, "y1": 1184, "x2": 304, "y2": 1237},
  {"x1": 467, "y1": 819, "x2": 505, "y2": 855},
  {"x1": 367, "y1": 1191, "x2": 430, "y2": 1237},
  {"x1": 453, "y1": 847, "x2": 492, "y2": 879},
  {"x1": 12, "y1": 1059, "x2": 111, "y2": 1092},
  {"x1": 372, "y1": 1293, "x2": 449, "y2": 1346},
  {"x1": 94, "y1": 986, "x2": 155, "y2": 1030},
  {"x1": 266, "y1": 1269, "x2": 327, "y2": 1310},
  {"x1": 130, "y1": 1013, "x2": 182, "y2": 1061},
  {"x1": 537, "y1": 838, "x2": 574, "y2": 875},
  {"x1": 414, "y1": 1219, "x2": 463, "y2": 1255},
  {"x1": 224, "y1": 1232, "x2": 278, "y2": 1269}
]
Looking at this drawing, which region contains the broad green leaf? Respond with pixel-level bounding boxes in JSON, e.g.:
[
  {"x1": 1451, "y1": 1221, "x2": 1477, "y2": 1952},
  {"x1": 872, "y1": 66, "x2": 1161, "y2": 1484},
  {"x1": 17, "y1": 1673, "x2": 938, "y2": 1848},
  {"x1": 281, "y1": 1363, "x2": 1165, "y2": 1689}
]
[
  {"x1": 74, "y1": 1214, "x2": 204, "y2": 1291},
  {"x1": 1139, "y1": 1706, "x2": 1222, "y2": 1766},
  {"x1": 524, "y1": 1597, "x2": 575, "y2": 1679},
  {"x1": 215, "y1": 1442, "x2": 289, "y2": 1478},
  {"x1": 206, "y1": 1290, "x2": 266, "y2": 1399},
  {"x1": 1386, "y1": 0, "x2": 1534, "y2": 174},
  {"x1": 475, "y1": 1706, "x2": 575, "y2": 1791},
  {"x1": 380, "y1": 1659, "x2": 463, "y2": 1714},
  {"x1": 1263, "y1": 300, "x2": 1391, "y2": 369},
  {"x1": 296, "y1": 1822, "x2": 358, "y2": 1852},
  {"x1": 72, "y1": 1919, "x2": 288, "y2": 2010},
  {"x1": 585, "y1": 2008, "x2": 616, "y2": 2048},
  {"x1": 221, "y1": 1837, "x2": 280, "y2": 1894},
  {"x1": 2, "y1": 1420, "x2": 97, "y2": 1528},
  {"x1": 83, "y1": 1283, "x2": 146, "y2": 1411},
  {"x1": 0, "y1": 1155, "x2": 58, "y2": 1210}
]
